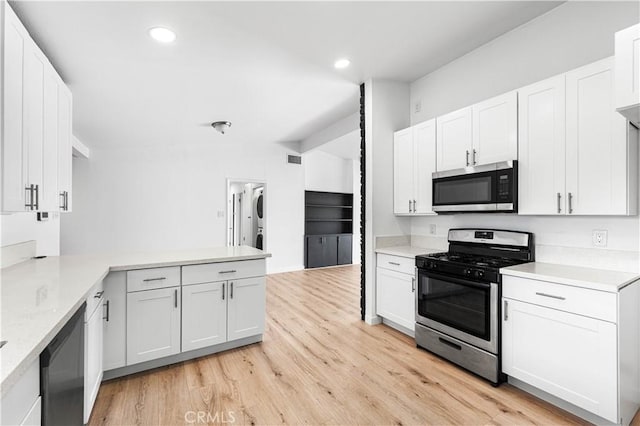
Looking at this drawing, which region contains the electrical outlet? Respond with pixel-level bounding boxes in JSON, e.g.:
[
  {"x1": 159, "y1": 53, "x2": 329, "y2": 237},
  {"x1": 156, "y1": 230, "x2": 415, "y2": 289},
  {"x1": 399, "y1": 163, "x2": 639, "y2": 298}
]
[
  {"x1": 217, "y1": 210, "x2": 225, "y2": 218},
  {"x1": 429, "y1": 224, "x2": 437, "y2": 235},
  {"x1": 414, "y1": 101, "x2": 422, "y2": 113},
  {"x1": 592, "y1": 230, "x2": 608, "y2": 247}
]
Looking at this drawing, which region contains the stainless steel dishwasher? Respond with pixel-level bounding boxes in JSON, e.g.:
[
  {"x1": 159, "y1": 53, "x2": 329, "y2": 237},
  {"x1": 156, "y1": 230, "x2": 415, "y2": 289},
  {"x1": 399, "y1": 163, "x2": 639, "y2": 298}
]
[{"x1": 41, "y1": 303, "x2": 85, "y2": 426}]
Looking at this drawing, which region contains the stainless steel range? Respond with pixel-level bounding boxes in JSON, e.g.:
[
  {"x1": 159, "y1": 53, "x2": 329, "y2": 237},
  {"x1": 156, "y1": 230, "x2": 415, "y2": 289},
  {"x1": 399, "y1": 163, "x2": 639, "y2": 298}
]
[{"x1": 415, "y1": 228, "x2": 534, "y2": 385}]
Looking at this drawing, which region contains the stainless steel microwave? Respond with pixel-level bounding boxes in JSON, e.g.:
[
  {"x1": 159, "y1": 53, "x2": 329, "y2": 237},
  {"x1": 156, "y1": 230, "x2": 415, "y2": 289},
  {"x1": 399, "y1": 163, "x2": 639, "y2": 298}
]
[{"x1": 432, "y1": 161, "x2": 517, "y2": 213}]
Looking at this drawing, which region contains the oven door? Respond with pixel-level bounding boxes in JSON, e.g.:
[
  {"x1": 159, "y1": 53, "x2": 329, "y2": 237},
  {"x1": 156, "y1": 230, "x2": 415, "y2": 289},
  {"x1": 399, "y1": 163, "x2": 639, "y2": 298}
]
[{"x1": 416, "y1": 269, "x2": 498, "y2": 354}]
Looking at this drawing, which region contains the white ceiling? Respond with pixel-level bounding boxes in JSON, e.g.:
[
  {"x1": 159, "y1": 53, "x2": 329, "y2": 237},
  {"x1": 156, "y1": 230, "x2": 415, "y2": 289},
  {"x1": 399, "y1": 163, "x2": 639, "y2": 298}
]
[{"x1": 10, "y1": 1, "x2": 562, "y2": 150}]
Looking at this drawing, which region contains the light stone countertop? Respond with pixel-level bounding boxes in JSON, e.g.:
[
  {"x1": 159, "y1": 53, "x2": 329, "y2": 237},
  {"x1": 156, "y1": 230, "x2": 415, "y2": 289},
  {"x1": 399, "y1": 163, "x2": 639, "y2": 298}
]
[
  {"x1": 500, "y1": 262, "x2": 640, "y2": 293},
  {"x1": 374, "y1": 245, "x2": 443, "y2": 259},
  {"x1": 0, "y1": 246, "x2": 271, "y2": 396}
]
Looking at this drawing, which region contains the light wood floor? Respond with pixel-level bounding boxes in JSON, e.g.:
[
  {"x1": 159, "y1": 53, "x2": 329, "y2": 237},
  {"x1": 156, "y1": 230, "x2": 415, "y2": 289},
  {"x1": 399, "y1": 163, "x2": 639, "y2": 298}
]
[{"x1": 91, "y1": 265, "x2": 596, "y2": 425}]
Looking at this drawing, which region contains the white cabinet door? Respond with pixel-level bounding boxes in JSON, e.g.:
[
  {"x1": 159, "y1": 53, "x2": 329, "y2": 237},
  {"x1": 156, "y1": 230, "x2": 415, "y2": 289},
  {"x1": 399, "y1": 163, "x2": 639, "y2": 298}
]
[
  {"x1": 472, "y1": 91, "x2": 517, "y2": 166},
  {"x1": 84, "y1": 303, "x2": 103, "y2": 424},
  {"x1": 517, "y1": 75, "x2": 566, "y2": 215},
  {"x1": 502, "y1": 298, "x2": 617, "y2": 422},
  {"x1": 127, "y1": 286, "x2": 181, "y2": 365},
  {"x1": 436, "y1": 107, "x2": 472, "y2": 171},
  {"x1": 227, "y1": 277, "x2": 266, "y2": 341},
  {"x1": 2, "y1": 4, "x2": 28, "y2": 212},
  {"x1": 615, "y1": 23, "x2": 640, "y2": 126},
  {"x1": 23, "y1": 40, "x2": 49, "y2": 211},
  {"x1": 41, "y1": 68, "x2": 59, "y2": 212},
  {"x1": 103, "y1": 271, "x2": 126, "y2": 371},
  {"x1": 182, "y1": 281, "x2": 227, "y2": 351},
  {"x1": 57, "y1": 84, "x2": 72, "y2": 212},
  {"x1": 393, "y1": 128, "x2": 414, "y2": 214},
  {"x1": 413, "y1": 119, "x2": 436, "y2": 214},
  {"x1": 376, "y1": 267, "x2": 415, "y2": 331},
  {"x1": 566, "y1": 57, "x2": 632, "y2": 215}
]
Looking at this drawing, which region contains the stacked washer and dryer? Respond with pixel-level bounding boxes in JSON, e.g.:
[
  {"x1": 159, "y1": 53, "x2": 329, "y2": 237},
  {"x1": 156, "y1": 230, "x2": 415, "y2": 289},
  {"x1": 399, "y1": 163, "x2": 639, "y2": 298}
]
[{"x1": 254, "y1": 187, "x2": 264, "y2": 249}]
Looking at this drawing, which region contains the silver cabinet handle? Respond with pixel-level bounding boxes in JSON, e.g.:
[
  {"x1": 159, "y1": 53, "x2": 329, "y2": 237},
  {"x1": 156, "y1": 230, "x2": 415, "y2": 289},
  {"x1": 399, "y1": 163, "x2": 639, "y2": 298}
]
[
  {"x1": 466, "y1": 150, "x2": 470, "y2": 166},
  {"x1": 535, "y1": 292, "x2": 566, "y2": 300},
  {"x1": 64, "y1": 191, "x2": 69, "y2": 211},
  {"x1": 557, "y1": 192, "x2": 561, "y2": 214},
  {"x1": 408, "y1": 199, "x2": 412, "y2": 213},
  {"x1": 504, "y1": 300, "x2": 508, "y2": 321},
  {"x1": 25, "y1": 185, "x2": 34, "y2": 210},
  {"x1": 142, "y1": 277, "x2": 166, "y2": 282},
  {"x1": 174, "y1": 289, "x2": 178, "y2": 308},
  {"x1": 222, "y1": 283, "x2": 225, "y2": 300},
  {"x1": 59, "y1": 192, "x2": 66, "y2": 210},
  {"x1": 388, "y1": 261, "x2": 400, "y2": 266},
  {"x1": 411, "y1": 277, "x2": 416, "y2": 292},
  {"x1": 219, "y1": 270, "x2": 237, "y2": 274},
  {"x1": 34, "y1": 184, "x2": 39, "y2": 210},
  {"x1": 103, "y1": 300, "x2": 110, "y2": 322},
  {"x1": 568, "y1": 192, "x2": 573, "y2": 214},
  {"x1": 472, "y1": 149, "x2": 477, "y2": 165},
  {"x1": 230, "y1": 282, "x2": 234, "y2": 299},
  {"x1": 413, "y1": 200, "x2": 416, "y2": 212},
  {"x1": 94, "y1": 291, "x2": 104, "y2": 298}
]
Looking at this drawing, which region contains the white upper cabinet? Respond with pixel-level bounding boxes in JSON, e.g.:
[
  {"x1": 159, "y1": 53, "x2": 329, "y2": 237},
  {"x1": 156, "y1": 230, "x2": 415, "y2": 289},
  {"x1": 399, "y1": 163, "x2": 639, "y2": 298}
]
[
  {"x1": 436, "y1": 107, "x2": 472, "y2": 171},
  {"x1": 615, "y1": 23, "x2": 640, "y2": 126},
  {"x1": 566, "y1": 57, "x2": 637, "y2": 216},
  {"x1": 472, "y1": 91, "x2": 518, "y2": 165},
  {"x1": 57, "y1": 84, "x2": 73, "y2": 212},
  {"x1": 393, "y1": 128, "x2": 414, "y2": 214},
  {"x1": 518, "y1": 58, "x2": 637, "y2": 216},
  {"x1": 518, "y1": 75, "x2": 567, "y2": 215},
  {"x1": 436, "y1": 92, "x2": 517, "y2": 172},
  {"x1": 1, "y1": 1, "x2": 72, "y2": 213},
  {"x1": 2, "y1": 3, "x2": 28, "y2": 212},
  {"x1": 393, "y1": 119, "x2": 436, "y2": 215}
]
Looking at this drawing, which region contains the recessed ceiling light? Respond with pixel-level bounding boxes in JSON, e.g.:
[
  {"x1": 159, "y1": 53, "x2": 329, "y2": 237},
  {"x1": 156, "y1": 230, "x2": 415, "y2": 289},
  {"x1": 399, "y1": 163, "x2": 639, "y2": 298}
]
[
  {"x1": 334, "y1": 58, "x2": 351, "y2": 69},
  {"x1": 149, "y1": 27, "x2": 176, "y2": 43}
]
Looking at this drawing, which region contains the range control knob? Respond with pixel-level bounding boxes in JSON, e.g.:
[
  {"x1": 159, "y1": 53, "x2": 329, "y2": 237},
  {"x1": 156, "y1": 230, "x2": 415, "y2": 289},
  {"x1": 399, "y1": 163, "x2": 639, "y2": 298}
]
[
  {"x1": 465, "y1": 268, "x2": 472, "y2": 276},
  {"x1": 475, "y1": 270, "x2": 485, "y2": 279}
]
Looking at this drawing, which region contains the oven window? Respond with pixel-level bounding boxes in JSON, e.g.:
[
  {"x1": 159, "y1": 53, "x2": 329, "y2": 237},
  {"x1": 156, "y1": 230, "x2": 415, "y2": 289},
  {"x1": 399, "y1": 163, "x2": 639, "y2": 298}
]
[
  {"x1": 417, "y1": 273, "x2": 490, "y2": 340},
  {"x1": 433, "y1": 175, "x2": 493, "y2": 205}
]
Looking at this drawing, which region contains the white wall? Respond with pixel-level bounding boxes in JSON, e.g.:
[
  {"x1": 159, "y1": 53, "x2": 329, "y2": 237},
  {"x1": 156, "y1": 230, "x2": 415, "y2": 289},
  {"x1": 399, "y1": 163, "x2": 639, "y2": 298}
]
[
  {"x1": 0, "y1": 212, "x2": 60, "y2": 256},
  {"x1": 365, "y1": 79, "x2": 411, "y2": 323},
  {"x1": 411, "y1": 1, "x2": 640, "y2": 124},
  {"x1": 61, "y1": 141, "x2": 305, "y2": 274},
  {"x1": 303, "y1": 150, "x2": 353, "y2": 193},
  {"x1": 405, "y1": 1, "x2": 640, "y2": 272}
]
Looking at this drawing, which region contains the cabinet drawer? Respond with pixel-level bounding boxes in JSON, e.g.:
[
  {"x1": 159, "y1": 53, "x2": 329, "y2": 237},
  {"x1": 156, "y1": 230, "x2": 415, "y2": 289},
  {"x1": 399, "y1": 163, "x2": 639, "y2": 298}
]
[
  {"x1": 182, "y1": 260, "x2": 266, "y2": 285},
  {"x1": 85, "y1": 280, "x2": 104, "y2": 318},
  {"x1": 377, "y1": 253, "x2": 415, "y2": 275},
  {"x1": 127, "y1": 266, "x2": 181, "y2": 292},
  {"x1": 502, "y1": 276, "x2": 617, "y2": 323}
]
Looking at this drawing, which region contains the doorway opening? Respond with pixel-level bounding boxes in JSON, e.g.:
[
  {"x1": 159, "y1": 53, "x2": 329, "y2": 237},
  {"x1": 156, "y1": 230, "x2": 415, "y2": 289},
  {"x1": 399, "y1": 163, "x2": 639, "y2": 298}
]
[{"x1": 226, "y1": 179, "x2": 266, "y2": 250}]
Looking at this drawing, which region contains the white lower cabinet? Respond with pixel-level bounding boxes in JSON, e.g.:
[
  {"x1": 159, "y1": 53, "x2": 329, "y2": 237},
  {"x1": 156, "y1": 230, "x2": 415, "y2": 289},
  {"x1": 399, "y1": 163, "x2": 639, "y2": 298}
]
[
  {"x1": 502, "y1": 298, "x2": 617, "y2": 421},
  {"x1": 227, "y1": 277, "x2": 266, "y2": 341},
  {"x1": 84, "y1": 288, "x2": 104, "y2": 424},
  {"x1": 502, "y1": 275, "x2": 639, "y2": 425},
  {"x1": 0, "y1": 358, "x2": 40, "y2": 426},
  {"x1": 182, "y1": 281, "x2": 227, "y2": 351},
  {"x1": 375, "y1": 254, "x2": 415, "y2": 333},
  {"x1": 126, "y1": 286, "x2": 181, "y2": 365},
  {"x1": 103, "y1": 271, "x2": 127, "y2": 370}
]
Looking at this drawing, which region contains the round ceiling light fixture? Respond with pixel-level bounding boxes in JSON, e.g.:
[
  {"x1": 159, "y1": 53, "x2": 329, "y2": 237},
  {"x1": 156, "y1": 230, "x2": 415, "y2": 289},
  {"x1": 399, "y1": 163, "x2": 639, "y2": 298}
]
[
  {"x1": 211, "y1": 121, "x2": 232, "y2": 134},
  {"x1": 149, "y1": 27, "x2": 176, "y2": 43},
  {"x1": 334, "y1": 58, "x2": 351, "y2": 69}
]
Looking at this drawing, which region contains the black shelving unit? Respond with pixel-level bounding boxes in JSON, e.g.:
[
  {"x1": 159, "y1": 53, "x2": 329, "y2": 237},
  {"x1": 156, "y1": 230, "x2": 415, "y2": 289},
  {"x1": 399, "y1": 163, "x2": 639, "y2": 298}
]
[{"x1": 304, "y1": 191, "x2": 353, "y2": 268}]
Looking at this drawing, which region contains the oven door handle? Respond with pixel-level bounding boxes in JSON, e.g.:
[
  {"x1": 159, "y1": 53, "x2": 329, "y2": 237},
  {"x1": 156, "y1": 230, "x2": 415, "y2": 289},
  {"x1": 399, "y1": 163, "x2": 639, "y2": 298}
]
[{"x1": 418, "y1": 270, "x2": 492, "y2": 290}]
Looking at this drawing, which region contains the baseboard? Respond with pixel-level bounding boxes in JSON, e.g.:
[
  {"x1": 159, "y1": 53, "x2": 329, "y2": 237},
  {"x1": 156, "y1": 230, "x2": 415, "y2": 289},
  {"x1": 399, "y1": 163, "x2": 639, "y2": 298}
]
[
  {"x1": 365, "y1": 315, "x2": 382, "y2": 325},
  {"x1": 267, "y1": 265, "x2": 305, "y2": 274},
  {"x1": 508, "y1": 376, "x2": 617, "y2": 425},
  {"x1": 103, "y1": 335, "x2": 263, "y2": 380},
  {"x1": 381, "y1": 318, "x2": 415, "y2": 338}
]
